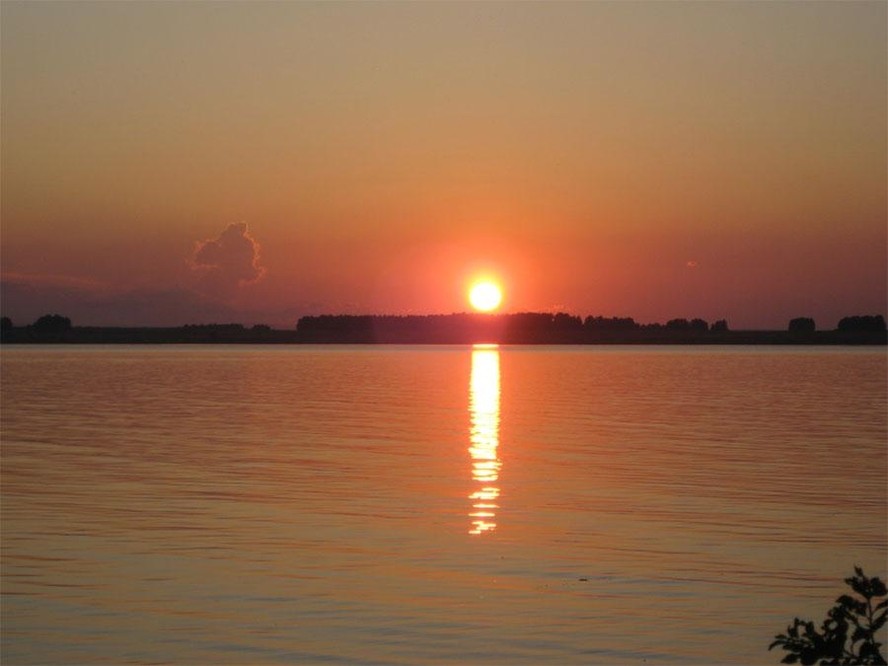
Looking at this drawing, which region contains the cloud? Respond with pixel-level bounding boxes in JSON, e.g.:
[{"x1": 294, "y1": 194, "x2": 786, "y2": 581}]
[
  {"x1": 191, "y1": 222, "x2": 265, "y2": 296},
  {"x1": 85, "y1": 288, "x2": 243, "y2": 327},
  {"x1": 0, "y1": 276, "x2": 245, "y2": 327},
  {"x1": 1, "y1": 271, "x2": 109, "y2": 291},
  {"x1": 1, "y1": 273, "x2": 108, "y2": 326},
  {"x1": 686, "y1": 260, "x2": 699, "y2": 269}
]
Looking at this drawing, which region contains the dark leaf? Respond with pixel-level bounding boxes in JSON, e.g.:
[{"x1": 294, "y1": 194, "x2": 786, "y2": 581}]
[
  {"x1": 847, "y1": 598, "x2": 868, "y2": 617},
  {"x1": 780, "y1": 654, "x2": 798, "y2": 664},
  {"x1": 799, "y1": 649, "x2": 817, "y2": 665},
  {"x1": 849, "y1": 577, "x2": 869, "y2": 599},
  {"x1": 851, "y1": 626, "x2": 869, "y2": 643}
]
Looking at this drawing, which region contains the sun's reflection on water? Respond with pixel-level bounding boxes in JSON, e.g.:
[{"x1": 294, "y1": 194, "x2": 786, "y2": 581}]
[{"x1": 468, "y1": 345, "x2": 501, "y2": 535}]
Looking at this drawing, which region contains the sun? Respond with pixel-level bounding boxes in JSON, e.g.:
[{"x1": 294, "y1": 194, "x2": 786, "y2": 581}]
[{"x1": 469, "y1": 280, "x2": 503, "y2": 312}]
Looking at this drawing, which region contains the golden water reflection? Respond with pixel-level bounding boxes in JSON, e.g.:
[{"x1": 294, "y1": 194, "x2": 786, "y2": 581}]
[{"x1": 468, "y1": 345, "x2": 501, "y2": 535}]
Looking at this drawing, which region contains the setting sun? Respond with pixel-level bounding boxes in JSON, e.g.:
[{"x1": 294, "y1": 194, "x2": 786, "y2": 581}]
[{"x1": 469, "y1": 281, "x2": 503, "y2": 312}]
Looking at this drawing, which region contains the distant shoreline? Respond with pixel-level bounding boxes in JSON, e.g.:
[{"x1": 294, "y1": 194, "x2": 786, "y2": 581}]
[
  {"x1": 3, "y1": 312, "x2": 885, "y2": 345},
  {"x1": 2, "y1": 325, "x2": 885, "y2": 346}
]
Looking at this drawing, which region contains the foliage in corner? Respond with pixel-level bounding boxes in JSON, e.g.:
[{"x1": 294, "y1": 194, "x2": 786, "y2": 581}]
[{"x1": 770, "y1": 567, "x2": 887, "y2": 665}]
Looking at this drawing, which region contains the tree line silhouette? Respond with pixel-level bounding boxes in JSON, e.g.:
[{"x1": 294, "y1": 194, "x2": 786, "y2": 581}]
[
  {"x1": 294, "y1": 312, "x2": 730, "y2": 343},
  {"x1": 2, "y1": 311, "x2": 884, "y2": 345}
]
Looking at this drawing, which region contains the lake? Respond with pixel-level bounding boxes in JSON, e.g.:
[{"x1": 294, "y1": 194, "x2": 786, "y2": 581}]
[{"x1": 1, "y1": 345, "x2": 885, "y2": 664}]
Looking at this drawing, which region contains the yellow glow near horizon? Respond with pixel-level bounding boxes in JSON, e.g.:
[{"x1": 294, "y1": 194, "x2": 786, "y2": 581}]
[{"x1": 468, "y1": 281, "x2": 503, "y2": 312}]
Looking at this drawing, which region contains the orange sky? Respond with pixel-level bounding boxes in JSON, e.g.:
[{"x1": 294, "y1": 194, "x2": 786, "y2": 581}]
[{"x1": 2, "y1": 1, "x2": 885, "y2": 328}]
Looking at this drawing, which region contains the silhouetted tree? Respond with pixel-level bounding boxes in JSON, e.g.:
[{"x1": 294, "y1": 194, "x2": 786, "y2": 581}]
[
  {"x1": 1, "y1": 316, "x2": 12, "y2": 331},
  {"x1": 584, "y1": 315, "x2": 638, "y2": 330},
  {"x1": 789, "y1": 317, "x2": 816, "y2": 332},
  {"x1": 183, "y1": 323, "x2": 245, "y2": 330},
  {"x1": 770, "y1": 566, "x2": 886, "y2": 665},
  {"x1": 553, "y1": 312, "x2": 582, "y2": 330},
  {"x1": 690, "y1": 318, "x2": 709, "y2": 332},
  {"x1": 666, "y1": 318, "x2": 691, "y2": 330},
  {"x1": 837, "y1": 316, "x2": 887, "y2": 333},
  {"x1": 32, "y1": 314, "x2": 72, "y2": 331},
  {"x1": 251, "y1": 324, "x2": 271, "y2": 332},
  {"x1": 711, "y1": 319, "x2": 729, "y2": 332}
]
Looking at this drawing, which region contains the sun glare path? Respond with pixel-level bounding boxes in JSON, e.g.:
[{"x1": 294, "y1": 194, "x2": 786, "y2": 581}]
[
  {"x1": 468, "y1": 281, "x2": 503, "y2": 312},
  {"x1": 468, "y1": 346, "x2": 501, "y2": 535}
]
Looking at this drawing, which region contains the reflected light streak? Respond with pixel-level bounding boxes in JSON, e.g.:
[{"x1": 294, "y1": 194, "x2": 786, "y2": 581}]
[{"x1": 468, "y1": 345, "x2": 501, "y2": 535}]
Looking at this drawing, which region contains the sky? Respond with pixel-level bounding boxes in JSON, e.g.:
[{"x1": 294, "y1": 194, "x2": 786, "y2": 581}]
[{"x1": 2, "y1": 1, "x2": 885, "y2": 329}]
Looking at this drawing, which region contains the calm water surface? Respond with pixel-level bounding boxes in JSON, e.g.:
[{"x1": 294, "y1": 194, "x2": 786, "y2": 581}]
[{"x1": 2, "y1": 346, "x2": 885, "y2": 664}]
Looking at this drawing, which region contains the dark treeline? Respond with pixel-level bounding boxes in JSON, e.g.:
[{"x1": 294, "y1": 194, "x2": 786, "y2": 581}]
[
  {"x1": 294, "y1": 312, "x2": 886, "y2": 344},
  {"x1": 837, "y1": 315, "x2": 887, "y2": 332},
  {"x1": 0, "y1": 319, "x2": 295, "y2": 344},
  {"x1": 2, "y1": 312, "x2": 885, "y2": 345}
]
